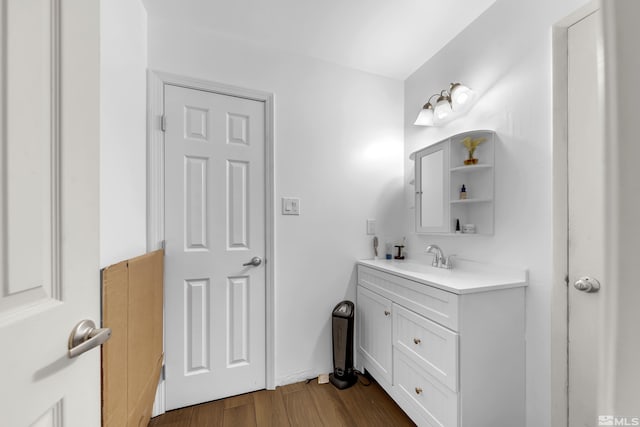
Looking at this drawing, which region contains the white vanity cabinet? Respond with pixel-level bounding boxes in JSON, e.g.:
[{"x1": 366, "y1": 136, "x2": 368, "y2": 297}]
[{"x1": 356, "y1": 260, "x2": 526, "y2": 427}]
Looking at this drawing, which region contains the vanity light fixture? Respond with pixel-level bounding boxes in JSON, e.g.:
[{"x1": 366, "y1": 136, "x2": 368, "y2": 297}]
[{"x1": 414, "y1": 82, "x2": 476, "y2": 126}]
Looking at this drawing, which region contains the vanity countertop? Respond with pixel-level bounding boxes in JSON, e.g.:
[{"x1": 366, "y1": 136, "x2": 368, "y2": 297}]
[{"x1": 357, "y1": 258, "x2": 527, "y2": 295}]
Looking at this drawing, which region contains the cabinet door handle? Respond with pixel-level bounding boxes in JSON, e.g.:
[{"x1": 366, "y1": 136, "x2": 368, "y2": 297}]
[
  {"x1": 415, "y1": 387, "x2": 423, "y2": 395},
  {"x1": 384, "y1": 310, "x2": 391, "y2": 316},
  {"x1": 413, "y1": 338, "x2": 421, "y2": 345}
]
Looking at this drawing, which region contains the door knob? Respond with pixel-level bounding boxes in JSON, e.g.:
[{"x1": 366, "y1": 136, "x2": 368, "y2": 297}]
[
  {"x1": 242, "y1": 256, "x2": 263, "y2": 267},
  {"x1": 68, "y1": 319, "x2": 111, "y2": 358},
  {"x1": 574, "y1": 276, "x2": 601, "y2": 293}
]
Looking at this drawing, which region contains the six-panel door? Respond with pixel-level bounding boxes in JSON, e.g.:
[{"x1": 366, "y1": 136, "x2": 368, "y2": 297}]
[{"x1": 163, "y1": 84, "x2": 266, "y2": 409}]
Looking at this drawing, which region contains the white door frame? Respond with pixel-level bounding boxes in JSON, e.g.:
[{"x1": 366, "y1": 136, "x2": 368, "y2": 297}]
[
  {"x1": 146, "y1": 71, "x2": 276, "y2": 414},
  {"x1": 551, "y1": 2, "x2": 599, "y2": 426}
]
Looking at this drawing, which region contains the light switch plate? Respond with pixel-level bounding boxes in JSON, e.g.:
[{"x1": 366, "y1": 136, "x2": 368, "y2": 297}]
[
  {"x1": 366, "y1": 219, "x2": 376, "y2": 235},
  {"x1": 282, "y1": 197, "x2": 300, "y2": 215}
]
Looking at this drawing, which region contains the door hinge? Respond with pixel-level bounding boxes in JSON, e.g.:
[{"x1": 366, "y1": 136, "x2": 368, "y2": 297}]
[
  {"x1": 564, "y1": 274, "x2": 569, "y2": 286},
  {"x1": 160, "y1": 240, "x2": 166, "y2": 250},
  {"x1": 160, "y1": 115, "x2": 166, "y2": 132},
  {"x1": 161, "y1": 365, "x2": 165, "y2": 381}
]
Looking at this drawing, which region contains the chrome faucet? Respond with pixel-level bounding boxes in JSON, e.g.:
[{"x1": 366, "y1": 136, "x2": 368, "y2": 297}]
[{"x1": 426, "y1": 245, "x2": 454, "y2": 269}]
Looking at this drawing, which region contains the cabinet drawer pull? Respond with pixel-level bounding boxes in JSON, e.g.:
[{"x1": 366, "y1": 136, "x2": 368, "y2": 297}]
[
  {"x1": 415, "y1": 387, "x2": 423, "y2": 395},
  {"x1": 384, "y1": 310, "x2": 391, "y2": 316},
  {"x1": 413, "y1": 337, "x2": 421, "y2": 345}
]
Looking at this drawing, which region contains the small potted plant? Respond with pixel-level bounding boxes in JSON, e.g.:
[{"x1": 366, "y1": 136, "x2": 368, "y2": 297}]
[{"x1": 462, "y1": 136, "x2": 486, "y2": 165}]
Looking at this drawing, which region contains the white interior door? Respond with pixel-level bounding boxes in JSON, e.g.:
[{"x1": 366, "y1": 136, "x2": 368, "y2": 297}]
[
  {"x1": 164, "y1": 84, "x2": 266, "y2": 410},
  {"x1": 598, "y1": 0, "x2": 640, "y2": 415},
  {"x1": 567, "y1": 10, "x2": 604, "y2": 427},
  {"x1": 0, "y1": 1, "x2": 101, "y2": 426}
]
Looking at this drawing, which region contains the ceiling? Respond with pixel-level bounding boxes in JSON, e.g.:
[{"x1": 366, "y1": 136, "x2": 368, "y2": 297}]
[{"x1": 141, "y1": 0, "x2": 496, "y2": 80}]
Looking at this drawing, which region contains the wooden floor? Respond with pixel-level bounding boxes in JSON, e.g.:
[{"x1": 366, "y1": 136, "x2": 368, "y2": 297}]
[{"x1": 149, "y1": 376, "x2": 415, "y2": 427}]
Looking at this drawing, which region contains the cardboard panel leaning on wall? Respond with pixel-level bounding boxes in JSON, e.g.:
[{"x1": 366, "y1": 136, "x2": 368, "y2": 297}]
[
  {"x1": 102, "y1": 250, "x2": 164, "y2": 427},
  {"x1": 102, "y1": 261, "x2": 128, "y2": 426}
]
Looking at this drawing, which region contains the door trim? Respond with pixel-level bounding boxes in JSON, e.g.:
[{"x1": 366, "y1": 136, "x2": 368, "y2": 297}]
[
  {"x1": 146, "y1": 70, "x2": 276, "y2": 415},
  {"x1": 551, "y1": 2, "x2": 598, "y2": 426}
]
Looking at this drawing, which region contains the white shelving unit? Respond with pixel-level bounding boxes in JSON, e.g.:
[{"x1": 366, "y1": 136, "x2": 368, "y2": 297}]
[{"x1": 412, "y1": 130, "x2": 495, "y2": 235}]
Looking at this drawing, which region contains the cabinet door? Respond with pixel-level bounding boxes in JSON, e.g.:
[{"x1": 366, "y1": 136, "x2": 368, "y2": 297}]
[
  {"x1": 357, "y1": 286, "x2": 393, "y2": 384},
  {"x1": 415, "y1": 141, "x2": 450, "y2": 233}
]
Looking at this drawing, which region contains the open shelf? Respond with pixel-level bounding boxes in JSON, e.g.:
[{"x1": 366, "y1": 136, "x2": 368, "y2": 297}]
[
  {"x1": 418, "y1": 232, "x2": 491, "y2": 237},
  {"x1": 450, "y1": 164, "x2": 493, "y2": 173},
  {"x1": 450, "y1": 198, "x2": 492, "y2": 204}
]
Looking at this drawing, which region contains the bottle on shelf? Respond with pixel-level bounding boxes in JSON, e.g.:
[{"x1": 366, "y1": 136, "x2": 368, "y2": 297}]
[{"x1": 460, "y1": 184, "x2": 467, "y2": 200}]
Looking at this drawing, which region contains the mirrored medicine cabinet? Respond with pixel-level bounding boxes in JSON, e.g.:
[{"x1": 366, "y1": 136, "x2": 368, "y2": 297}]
[{"x1": 410, "y1": 130, "x2": 495, "y2": 235}]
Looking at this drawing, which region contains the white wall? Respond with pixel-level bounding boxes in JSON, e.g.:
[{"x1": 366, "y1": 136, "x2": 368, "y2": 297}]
[
  {"x1": 100, "y1": 0, "x2": 148, "y2": 267},
  {"x1": 147, "y1": 18, "x2": 405, "y2": 384},
  {"x1": 404, "y1": 0, "x2": 587, "y2": 426}
]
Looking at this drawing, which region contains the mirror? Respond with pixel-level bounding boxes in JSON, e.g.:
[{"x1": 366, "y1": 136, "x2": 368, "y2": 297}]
[
  {"x1": 415, "y1": 143, "x2": 449, "y2": 233},
  {"x1": 420, "y1": 150, "x2": 444, "y2": 228}
]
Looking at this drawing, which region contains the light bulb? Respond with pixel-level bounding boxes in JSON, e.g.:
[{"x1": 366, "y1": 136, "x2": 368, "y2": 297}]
[
  {"x1": 456, "y1": 92, "x2": 469, "y2": 104},
  {"x1": 434, "y1": 95, "x2": 452, "y2": 121},
  {"x1": 450, "y1": 83, "x2": 474, "y2": 111}
]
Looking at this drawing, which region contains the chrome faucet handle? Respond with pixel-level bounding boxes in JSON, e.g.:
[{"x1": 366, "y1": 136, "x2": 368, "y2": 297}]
[{"x1": 442, "y1": 254, "x2": 457, "y2": 269}]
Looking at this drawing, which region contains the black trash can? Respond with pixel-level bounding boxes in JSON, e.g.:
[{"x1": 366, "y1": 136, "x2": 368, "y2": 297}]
[{"x1": 329, "y1": 300, "x2": 357, "y2": 389}]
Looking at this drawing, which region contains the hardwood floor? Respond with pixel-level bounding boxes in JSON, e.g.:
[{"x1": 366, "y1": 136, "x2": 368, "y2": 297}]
[{"x1": 149, "y1": 375, "x2": 415, "y2": 427}]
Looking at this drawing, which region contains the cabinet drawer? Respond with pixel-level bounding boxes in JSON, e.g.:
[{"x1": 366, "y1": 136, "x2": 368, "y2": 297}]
[
  {"x1": 394, "y1": 349, "x2": 458, "y2": 427},
  {"x1": 358, "y1": 265, "x2": 459, "y2": 330},
  {"x1": 393, "y1": 303, "x2": 459, "y2": 391}
]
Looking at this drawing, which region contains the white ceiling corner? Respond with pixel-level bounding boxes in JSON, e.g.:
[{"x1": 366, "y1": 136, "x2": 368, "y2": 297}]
[{"x1": 141, "y1": 0, "x2": 496, "y2": 80}]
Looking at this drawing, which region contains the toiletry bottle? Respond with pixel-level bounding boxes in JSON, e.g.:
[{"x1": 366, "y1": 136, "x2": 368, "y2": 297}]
[
  {"x1": 455, "y1": 218, "x2": 461, "y2": 233},
  {"x1": 460, "y1": 184, "x2": 467, "y2": 200},
  {"x1": 385, "y1": 243, "x2": 392, "y2": 260}
]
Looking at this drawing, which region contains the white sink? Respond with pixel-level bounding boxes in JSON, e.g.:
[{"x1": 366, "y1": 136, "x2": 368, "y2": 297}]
[
  {"x1": 357, "y1": 258, "x2": 527, "y2": 294},
  {"x1": 384, "y1": 260, "x2": 450, "y2": 275}
]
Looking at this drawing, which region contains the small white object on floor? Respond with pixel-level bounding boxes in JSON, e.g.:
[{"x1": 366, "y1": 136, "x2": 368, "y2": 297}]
[{"x1": 317, "y1": 374, "x2": 329, "y2": 384}]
